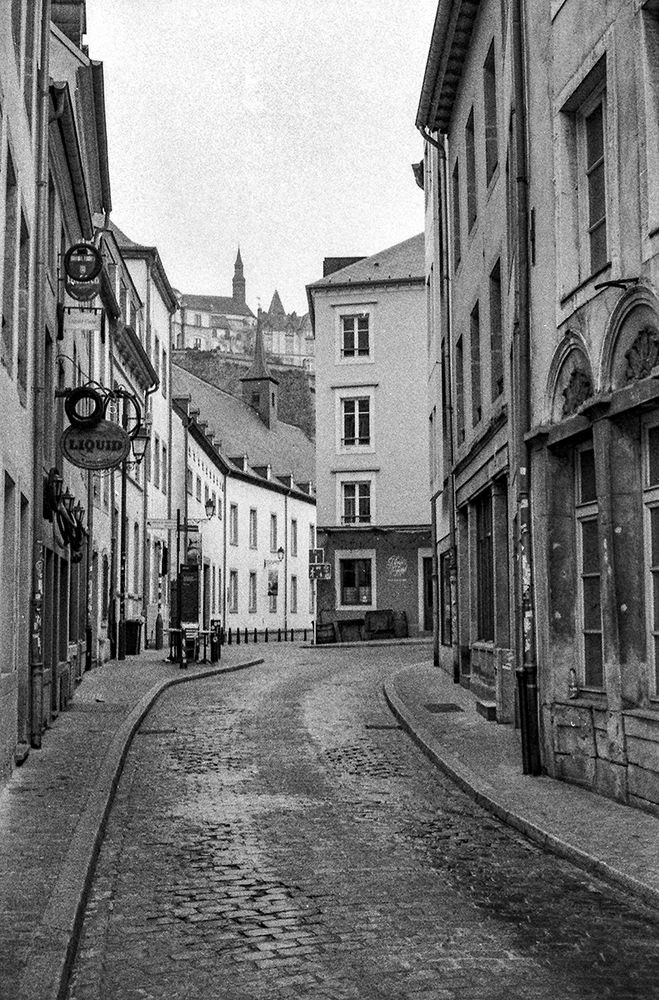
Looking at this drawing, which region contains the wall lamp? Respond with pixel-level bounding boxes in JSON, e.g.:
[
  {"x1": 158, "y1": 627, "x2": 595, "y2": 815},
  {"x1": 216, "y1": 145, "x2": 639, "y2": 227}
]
[{"x1": 205, "y1": 497, "x2": 216, "y2": 519}]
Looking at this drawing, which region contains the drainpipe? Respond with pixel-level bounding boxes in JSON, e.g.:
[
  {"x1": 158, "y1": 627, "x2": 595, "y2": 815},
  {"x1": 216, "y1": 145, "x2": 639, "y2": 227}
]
[
  {"x1": 284, "y1": 491, "x2": 288, "y2": 634},
  {"x1": 512, "y1": 0, "x2": 541, "y2": 774},
  {"x1": 28, "y1": 0, "x2": 53, "y2": 750}
]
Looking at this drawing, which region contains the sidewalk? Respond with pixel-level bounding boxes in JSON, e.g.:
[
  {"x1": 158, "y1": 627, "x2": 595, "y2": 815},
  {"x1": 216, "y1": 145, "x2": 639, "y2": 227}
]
[
  {"x1": 384, "y1": 661, "x2": 659, "y2": 911},
  {"x1": 0, "y1": 646, "x2": 264, "y2": 1000}
]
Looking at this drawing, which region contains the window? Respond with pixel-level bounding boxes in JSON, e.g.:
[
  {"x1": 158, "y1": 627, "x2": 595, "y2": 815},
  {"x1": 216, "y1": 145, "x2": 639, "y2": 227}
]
[
  {"x1": 290, "y1": 576, "x2": 298, "y2": 614},
  {"x1": 581, "y1": 94, "x2": 607, "y2": 274},
  {"x1": 195, "y1": 475, "x2": 201, "y2": 502},
  {"x1": 470, "y1": 302, "x2": 482, "y2": 425},
  {"x1": 309, "y1": 578, "x2": 315, "y2": 615},
  {"x1": 230, "y1": 503, "x2": 238, "y2": 545},
  {"x1": 154, "y1": 335, "x2": 160, "y2": 385},
  {"x1": 161, "y1": 444, "x2": 168, "y2": 494},
  {"x1": 186, "y1": 467, "x2": 192, "y2": 495},
  {"x1": 341, "y1": 314, "x2": 369, "y2": 358},
  {"x1": 340, "y1": 558, "x2": 372, "y2": 607},
  {"x1": 153, "y1": 435, "x2": 160, "y2": 489},
  {"x1": 309, "y1": 523, "x2": 316, "y2": 549},
  {"x1": 133, "y1": 522, "x2": 140, "y2": 593},
  {"x1": 475, "y1": 491, "x2": 494, "y2": 641},
  {"x1": 248, "y1": 572, "x2": 257, "y2": 613},
  {"x1": 270, "y1": 513, "x2": 277, "y2": 552},
  {"x1": 2, "y1": 150, "x2": 18, "y2": 370},
  {"x1": 483, "y1": 41, "x2": 499, "y2": 183},
  {"x1": 249, "y1": 508, "x2": 257, "y2": 548},
  {"x1": 17, "y1": 214, "x2": 29, "y2": 390},
  {"x1": 452, "y1": 160, "x2": 461, "y2": 270},
  {"x1": 341, "y1": 481, "x2": 371, "y2": 525},
  {"x1": 290, "y1": 519, "x2": 298, "y2": 556},
  {"x1": 576, "y1": 445, "x2": 603, "y2": 689},
  {"x1": 342, "y1": 397, "x2": 370, "y2": 447},
  {"x1": 194, "y1": 313, "x2": 201, "y2": 326},
  {"x1": 643, "y1": 422, "x2": 659, "y2": 696},
  {"x1": 162, "y1": 348, "x2": 167, "y2": 397},
  {"x1": 228, "y1": 570, "x2": 238, "y2": 613},
  {"x1": 456, "y1": 335, "x2": 465, "y2": 444},
  {"x1": 466, "y1": 107, "x2": 477, "y2": 230},
  {"x1": 193, "y1": 337, "x2": 202, "y2": 349},
  {"x1": 490, "y1": 260, "x2": 503, "y2": 399}
]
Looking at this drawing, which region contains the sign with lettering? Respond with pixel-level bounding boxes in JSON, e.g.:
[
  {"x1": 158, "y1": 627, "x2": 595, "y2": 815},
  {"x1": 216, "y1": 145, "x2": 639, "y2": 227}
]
[
  {"x1": 64, "y1": 242, "x2": 103, "y2": 282},
  {"x1": 309, "y1": 563, "x2": 331, "y2": 581},
  {"x1": 309, "y1": 548, "x2": 324, "y2": 564},
  {"x1": 61, "y1": 419, "x2": 131, "y2": 470}
]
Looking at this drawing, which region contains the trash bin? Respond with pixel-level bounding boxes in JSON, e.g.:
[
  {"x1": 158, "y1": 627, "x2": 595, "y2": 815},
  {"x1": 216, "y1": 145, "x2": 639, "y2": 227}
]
[{"x1": 125, "y1": 619, "x2": 142, "y2": 655}]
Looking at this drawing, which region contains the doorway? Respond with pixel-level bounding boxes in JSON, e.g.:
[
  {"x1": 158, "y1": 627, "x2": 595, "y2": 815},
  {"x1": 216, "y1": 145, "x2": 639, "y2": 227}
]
[{"x1": 422, "y1": 557, "x2": 433, "y2": 632}]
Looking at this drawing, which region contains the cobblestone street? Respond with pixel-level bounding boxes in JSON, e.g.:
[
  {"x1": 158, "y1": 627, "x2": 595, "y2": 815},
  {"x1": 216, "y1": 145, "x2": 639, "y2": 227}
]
[{"x1": 66, "y1": 647, "x2": 659, "y2": 1000}]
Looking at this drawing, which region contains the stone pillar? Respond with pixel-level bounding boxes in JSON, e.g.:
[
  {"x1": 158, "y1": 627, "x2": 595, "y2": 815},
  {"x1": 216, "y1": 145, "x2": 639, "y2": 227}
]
[{"x1": 592, "y1": 416, "x2": 628, "y2": 798}]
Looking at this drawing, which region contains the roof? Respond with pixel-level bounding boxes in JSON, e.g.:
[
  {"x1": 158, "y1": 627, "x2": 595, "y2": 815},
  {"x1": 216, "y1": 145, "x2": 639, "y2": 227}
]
[
  {"x1": 109, "y1": 221, "x2": 178, "y2": 313},
  {"x1": 242, "y1": 314, "x2": 276, "y2": 383},
  {"x1": 268, "y1": 290, "x2": 286, "y2": 317},
  {"x1": 416, "y1": 0, "x2": 481, "y2": 134},
  {"x1": 180, "y1": 292, "x2": 255, "y2": 318},
  {"x1": 307, "y1": 233, "x2": 425, "y2": 291},
  {"x1": 172, "y1": 364, "x2": 315, "y2": 483}
]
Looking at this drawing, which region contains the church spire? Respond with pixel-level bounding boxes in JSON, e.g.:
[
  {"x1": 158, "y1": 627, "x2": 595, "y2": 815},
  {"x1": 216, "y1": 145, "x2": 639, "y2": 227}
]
[
  {"x1": 233, "y1": 246, "x2": 245, "y2": 306},
  {"x1": 240, "y1": 309, "x2": 279, "y2": 429}
]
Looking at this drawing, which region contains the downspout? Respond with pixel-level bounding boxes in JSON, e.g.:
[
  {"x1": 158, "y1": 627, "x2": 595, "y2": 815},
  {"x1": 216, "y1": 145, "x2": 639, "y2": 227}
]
[
  {"x1": 512, "y1": 0, "x2": 541, "y2": 774},
  {"x1": 28, "y1": 0, "x2": 52, "y2": 751},
  {"x1": 141, "y1": 272, "x2": 154, "y2": 644},
  {"x1": 284, "y1": 491, "x2": 288, "y2": 634}
]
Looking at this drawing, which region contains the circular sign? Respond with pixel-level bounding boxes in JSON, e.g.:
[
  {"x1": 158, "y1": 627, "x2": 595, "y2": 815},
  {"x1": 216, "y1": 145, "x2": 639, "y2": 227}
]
[
  {"x1": 61, "y1": 420, "x2": 131, "y2": 470},
  {"x1": 66, "y1": 276, "x2": 100, "y2": 301},
  {"x1": 64, "y1": 243, "x2": 103, "y2": 282}
]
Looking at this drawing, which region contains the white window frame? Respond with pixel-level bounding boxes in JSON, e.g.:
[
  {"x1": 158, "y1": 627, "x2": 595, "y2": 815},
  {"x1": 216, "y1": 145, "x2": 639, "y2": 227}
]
[
  {"x1": 249, "y1": 508, "x2": 257, "y2": 549},
  {"x1": 336, "y1": 472, "x2": 375, "y2": 526},
  {"x1": 335, "y1": 386, "x2": 375, "y2": 454},
  {"x1": 270, "y1": 512, "x2": 278, "y2": 552},
  {"x1": 229, "y1": 503, "x2": 238, "y2": 546},
  {"x1": 290, "y1": 518, "x2": 298, "y2": 557},
  {"x1": 248, "y1": 571, "x2": 257, "y2": 614},
  {"x1": 334, "y1": 547, "x2": 376, "y2": 612},
  {"x1": 228, "y1": 569, "x2": 238, "y2": 613},
  {"x1": 334, "y1": 303, "x2": 375, "y2": 366},
  {"x1": 290, "y1": 575, "x2": 298, "y2": 614}
]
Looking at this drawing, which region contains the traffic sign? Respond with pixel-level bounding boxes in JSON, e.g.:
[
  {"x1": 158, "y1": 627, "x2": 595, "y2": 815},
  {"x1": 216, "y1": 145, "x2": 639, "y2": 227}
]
[
  {"x1": 147, "y1": 518, "x2": 199, "y2": 532},
  {"x1": 309, "y1": 562, "x2": 331, "y2": 581},
  {"x1": 309, "y1": 547, "x2": 324, "y2": 564}
]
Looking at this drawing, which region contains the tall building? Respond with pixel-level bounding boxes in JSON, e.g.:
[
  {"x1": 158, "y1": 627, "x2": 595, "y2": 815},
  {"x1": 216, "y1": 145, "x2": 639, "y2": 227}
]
[
  {"x1": 307, "y1": 235, "x2": 432, "y2": 639},
  {"x1": 260, "y1": 291, "x2": 314, "y2": 370},
  {"x1": 172, "y1": 249, "x2": 256, "y2": 354},
  {"x1": 419, "y1": 0, "x2": 659, "y2": 811}
]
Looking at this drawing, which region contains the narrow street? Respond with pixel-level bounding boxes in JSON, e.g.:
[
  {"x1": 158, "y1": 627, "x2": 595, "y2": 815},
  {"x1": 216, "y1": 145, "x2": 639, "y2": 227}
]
[{"x1": 65, "y1": 646, "x2": 659, "y2": 1000}]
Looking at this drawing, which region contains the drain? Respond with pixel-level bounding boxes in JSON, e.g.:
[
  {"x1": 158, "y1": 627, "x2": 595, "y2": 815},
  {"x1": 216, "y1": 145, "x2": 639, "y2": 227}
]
[
  {"x1": 365, "y1": 723, "x2": 401, "y2": 730},
  {"x1": 424, "y1": 703, "x2": 463, "y2": 713},
  {"x1": 138, "y1": 728, "x2": 178, "y2": 735}
]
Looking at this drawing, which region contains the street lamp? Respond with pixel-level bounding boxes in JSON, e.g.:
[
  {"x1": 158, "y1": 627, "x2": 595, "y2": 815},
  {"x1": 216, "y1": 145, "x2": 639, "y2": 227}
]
[
  {"x1": 205, "y1": 496, "x2": 216, "y2": 519},
  {"x1": 277, "y1": 545, "x2": 284, "y2": 561}
]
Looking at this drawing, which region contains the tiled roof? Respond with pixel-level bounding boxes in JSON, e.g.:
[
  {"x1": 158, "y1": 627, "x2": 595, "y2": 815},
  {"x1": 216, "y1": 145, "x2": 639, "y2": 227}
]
[
  {"x1": 307, "y1": 233, "x2": 425, "y2": 289},
  {"x1": 172, "y1": 364, "x2": 315, "y2": 482},
  {"x1": 181, "y1": 293, "x2": 255, "y2": 318}
]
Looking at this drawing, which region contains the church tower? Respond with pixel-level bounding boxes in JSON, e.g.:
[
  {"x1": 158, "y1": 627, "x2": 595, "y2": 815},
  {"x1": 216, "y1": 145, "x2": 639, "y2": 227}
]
[
  {"x1": 240, "y1": 309, "x2": 279, "y2": 429},
  {"x1": 232, "y1": 247, "x2": 246, "y2": 306}
]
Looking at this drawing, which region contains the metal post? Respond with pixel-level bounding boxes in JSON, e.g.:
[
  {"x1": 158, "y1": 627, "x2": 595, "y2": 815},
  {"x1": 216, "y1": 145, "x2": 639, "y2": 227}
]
[{"x1": 118, "y1": 457, "x2": 127, "y2": 660}]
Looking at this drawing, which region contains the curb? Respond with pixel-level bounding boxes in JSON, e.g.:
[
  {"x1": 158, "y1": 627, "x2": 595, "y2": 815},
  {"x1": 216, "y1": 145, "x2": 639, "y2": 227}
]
[
  {"x1": 19, "y1": 656, "x2": 264, "y2": 1000},
  {"x1": 383, "y1": 678, "x2": 659, "y2": 913}
]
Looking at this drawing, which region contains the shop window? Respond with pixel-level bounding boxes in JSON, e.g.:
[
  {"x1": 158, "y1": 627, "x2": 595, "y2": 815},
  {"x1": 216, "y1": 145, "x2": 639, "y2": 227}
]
[{"x1": 340, "y1": 557, "x2": 372, "y2": 607}]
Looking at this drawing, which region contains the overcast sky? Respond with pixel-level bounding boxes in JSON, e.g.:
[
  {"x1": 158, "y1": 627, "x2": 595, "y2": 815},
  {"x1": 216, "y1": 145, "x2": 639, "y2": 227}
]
[{"x1": 85, "y1": 1, "x2": 436, "y2": 316}]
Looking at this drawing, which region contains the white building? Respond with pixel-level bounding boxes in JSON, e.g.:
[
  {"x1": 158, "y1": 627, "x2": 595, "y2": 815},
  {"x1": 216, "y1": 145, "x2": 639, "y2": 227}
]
[{"x1": 307, "y1": 235, "x2": 432, "y2": 639}]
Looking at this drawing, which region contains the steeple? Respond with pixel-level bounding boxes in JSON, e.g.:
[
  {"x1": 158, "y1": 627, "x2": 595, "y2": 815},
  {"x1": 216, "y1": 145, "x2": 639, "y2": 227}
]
[
  {"x1": 232, "y1": 246, "x2": 246, "y2": 306},
  {"x1": 240, "y1": 309, "x2": 279, "y2": 429},
  {"x1": 268, "y1": 289, "x2": 285, "y2": 318}
]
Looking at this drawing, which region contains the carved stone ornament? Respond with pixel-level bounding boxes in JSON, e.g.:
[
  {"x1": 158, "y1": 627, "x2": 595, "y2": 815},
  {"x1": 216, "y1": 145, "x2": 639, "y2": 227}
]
[
  {"x1": 561, "y1": 368, "x2": 593, "y2": 417},
  {"x1": 624, "y1": 325, "x2": 659, "y2": 383}
]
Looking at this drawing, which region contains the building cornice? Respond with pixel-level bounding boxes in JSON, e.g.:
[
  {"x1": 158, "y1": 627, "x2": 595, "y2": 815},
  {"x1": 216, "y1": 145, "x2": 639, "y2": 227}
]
[{"x1": 416, "y1": 0, "x2": 482, "y2": 134}]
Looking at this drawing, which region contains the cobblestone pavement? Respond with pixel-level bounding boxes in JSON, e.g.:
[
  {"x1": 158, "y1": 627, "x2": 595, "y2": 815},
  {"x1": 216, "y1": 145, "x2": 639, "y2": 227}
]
[{"x1": 66, "y1": 646, "x2": 659, "y2": 1000}]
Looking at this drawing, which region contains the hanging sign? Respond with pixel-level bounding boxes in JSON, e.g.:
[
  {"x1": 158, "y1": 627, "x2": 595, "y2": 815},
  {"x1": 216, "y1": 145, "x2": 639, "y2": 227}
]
[
  {"x1": 64, "y1": 242, "x2": 103, "y2": 282},
  {"x1": 61, "y1": 419, "x2": 131, "y2": 470},
  {"x1": 66, "y1": 276, "x2": 100, "y2": 301},
  {"x1": 62, "y1": 307, "x2": 102, "y2": 335}
]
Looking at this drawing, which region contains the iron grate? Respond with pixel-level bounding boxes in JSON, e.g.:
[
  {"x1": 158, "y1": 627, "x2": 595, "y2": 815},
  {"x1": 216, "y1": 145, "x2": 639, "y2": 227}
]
[{"x1": 424, "y1": 702, "x2": 463, "y2": 714}]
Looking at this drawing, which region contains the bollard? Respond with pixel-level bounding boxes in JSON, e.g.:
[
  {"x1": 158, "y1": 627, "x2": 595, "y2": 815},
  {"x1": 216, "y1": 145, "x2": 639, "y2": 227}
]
[
  {"x1": 265, "y1": 628, "x2": 268, "y2": 643},
  {"x1": 290, "y1": 628, "x2": 294, "y2": 642},
  {"x1": 278, "y1": 628, "x2": 281, "y2": 642},
  {"x1": 236, "y1": 627, "x2": 241, "y2": 645},
  {"x1": 228, "y1": 627, "x2": 232, "y2": 645},
  {"x1": 254, "y1": 628, "x2": 258, "y2": 643},
  {"x1": 284, "y1": 628, "x2": 287, "y2": 642},
  {"x1": 303, "y1": 628, "x2": 307, "y2": 642},
  {"x1": 244, "y1": 628, "x2": 248, "y2": 644},
  {"x1": 220, "y1": 627, "x2": 225, "y2": 646}
]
